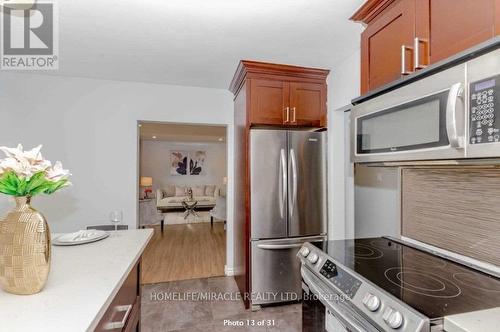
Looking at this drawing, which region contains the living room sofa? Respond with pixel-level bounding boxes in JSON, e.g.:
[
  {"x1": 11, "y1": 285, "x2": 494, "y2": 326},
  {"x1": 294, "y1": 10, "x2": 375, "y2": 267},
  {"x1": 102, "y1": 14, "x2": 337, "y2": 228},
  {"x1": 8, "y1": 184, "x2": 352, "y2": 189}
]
[{"x1": 156, "y1": 185, "x2": 219, "y2": 210}]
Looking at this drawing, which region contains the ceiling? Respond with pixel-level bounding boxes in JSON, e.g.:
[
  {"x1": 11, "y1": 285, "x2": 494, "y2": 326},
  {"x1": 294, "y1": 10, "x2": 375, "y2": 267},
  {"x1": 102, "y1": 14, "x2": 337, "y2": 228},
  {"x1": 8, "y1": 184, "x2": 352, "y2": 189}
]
[
  {"x1": 37, "y1": 0, "x2": 364, "y2": 89},
  {"x1": 139, "y1": 123, "x2": 227, "y2": 143}
]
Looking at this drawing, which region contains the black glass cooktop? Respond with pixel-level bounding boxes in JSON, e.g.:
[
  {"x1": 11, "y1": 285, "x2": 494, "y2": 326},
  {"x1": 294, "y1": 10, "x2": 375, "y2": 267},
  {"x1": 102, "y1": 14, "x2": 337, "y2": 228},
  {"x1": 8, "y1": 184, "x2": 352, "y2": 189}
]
[{"x1": 322, "y1": 237, "x2": 500, "y2": 320}]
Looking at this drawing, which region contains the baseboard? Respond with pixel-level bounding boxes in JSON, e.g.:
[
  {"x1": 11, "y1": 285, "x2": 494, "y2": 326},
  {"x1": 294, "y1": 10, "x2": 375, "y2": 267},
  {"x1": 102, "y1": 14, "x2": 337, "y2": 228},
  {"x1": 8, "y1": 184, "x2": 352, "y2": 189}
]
[{"x1": 224, "y1": 265, "x2": 235, "y2": 276}]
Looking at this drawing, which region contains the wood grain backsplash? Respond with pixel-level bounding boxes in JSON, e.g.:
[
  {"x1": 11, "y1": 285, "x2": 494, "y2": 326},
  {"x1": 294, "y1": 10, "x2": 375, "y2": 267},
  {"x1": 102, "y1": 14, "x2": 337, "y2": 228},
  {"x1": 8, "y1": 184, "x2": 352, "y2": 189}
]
[{"x1": 402, "y1": 168, "x2": 500, "y2": 266}]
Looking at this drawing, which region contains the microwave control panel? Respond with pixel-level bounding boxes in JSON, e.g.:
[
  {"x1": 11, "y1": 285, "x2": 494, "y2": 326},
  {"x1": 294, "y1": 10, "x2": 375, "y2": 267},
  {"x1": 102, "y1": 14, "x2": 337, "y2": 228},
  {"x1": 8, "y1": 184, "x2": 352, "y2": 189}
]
[{"x1": 470, "y1": 74, "x2": 500, "y2": 144}]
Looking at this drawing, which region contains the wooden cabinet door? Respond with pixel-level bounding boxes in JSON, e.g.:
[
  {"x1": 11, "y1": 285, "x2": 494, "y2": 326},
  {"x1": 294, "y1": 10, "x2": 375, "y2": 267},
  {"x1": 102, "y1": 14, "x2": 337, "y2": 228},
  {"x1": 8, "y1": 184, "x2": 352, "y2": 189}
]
[
  {"x1": 289, "y1": 82, "x2": 326, "y2": 127},
  {"x1": 249, "y1": 79, "x2": 289, "y2": 125},
  {"x1": 426, "y1": 0, "x2": 499, "y2": 63},
  {"x1": 360, "y1": 0, "x2": 416, "y2": 94}
]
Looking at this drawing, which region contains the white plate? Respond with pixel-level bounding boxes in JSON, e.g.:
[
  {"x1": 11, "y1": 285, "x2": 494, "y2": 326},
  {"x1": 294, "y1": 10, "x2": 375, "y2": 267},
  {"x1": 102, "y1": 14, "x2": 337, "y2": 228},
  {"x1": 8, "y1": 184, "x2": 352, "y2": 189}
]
[{"x1": 52, "y1": 230, "x2": 109, "y2": 246}]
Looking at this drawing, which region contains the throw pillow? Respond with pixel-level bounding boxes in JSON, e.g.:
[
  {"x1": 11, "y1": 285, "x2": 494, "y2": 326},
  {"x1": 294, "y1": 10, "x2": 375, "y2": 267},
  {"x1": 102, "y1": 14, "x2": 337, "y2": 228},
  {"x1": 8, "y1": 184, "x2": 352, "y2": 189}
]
[
  {"x1": 205, "y1": 185, "x2": 216, "y2": 197},
  {"x1": 164, "y1": 185, "x2": 175, "y2": 197},
  {"x1": 192, "y1": 185, "x2": 205, "y2": 197},
  {"x1": 175, "y1": 186, "x2": 186, "y2": 197}
]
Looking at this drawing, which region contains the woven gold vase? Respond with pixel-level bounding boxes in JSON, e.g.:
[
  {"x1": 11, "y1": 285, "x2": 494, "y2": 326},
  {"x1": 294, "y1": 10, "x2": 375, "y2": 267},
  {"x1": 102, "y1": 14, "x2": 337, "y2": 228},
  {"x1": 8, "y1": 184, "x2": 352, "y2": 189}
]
[{"x1": 0, "y1": 196, "x2": 51, "y2": 295}]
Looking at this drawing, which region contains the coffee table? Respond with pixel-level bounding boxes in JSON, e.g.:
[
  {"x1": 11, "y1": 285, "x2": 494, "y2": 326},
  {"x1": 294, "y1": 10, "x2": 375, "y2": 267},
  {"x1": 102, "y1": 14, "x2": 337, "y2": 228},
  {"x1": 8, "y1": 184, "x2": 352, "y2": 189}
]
[{"x1": 182, "y1": 200, "x2": 199, "y2": 219}]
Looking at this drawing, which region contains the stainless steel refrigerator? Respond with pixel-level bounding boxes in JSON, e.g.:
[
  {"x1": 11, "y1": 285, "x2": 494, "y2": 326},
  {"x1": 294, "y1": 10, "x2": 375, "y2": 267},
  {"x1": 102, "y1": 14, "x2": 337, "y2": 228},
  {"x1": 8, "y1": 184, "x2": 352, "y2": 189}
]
[{"x1": 250, "y1": 128, "x2": 327, "y2": 307}]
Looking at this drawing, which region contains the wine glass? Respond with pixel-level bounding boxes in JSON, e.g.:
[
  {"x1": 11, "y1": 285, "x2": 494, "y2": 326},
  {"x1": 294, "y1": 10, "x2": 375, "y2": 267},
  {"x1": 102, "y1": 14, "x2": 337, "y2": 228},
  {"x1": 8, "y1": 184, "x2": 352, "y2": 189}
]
[{"x1": 109, "y1": 210, "x2": 123, "y2": 235}]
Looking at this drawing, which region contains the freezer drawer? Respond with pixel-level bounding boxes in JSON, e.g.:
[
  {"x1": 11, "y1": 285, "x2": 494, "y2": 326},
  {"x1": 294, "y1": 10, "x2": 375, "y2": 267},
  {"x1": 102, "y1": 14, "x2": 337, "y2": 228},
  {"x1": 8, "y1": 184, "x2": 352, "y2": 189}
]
[{"x1": 250, "y1": 236, "x2": 325, "y2": 305}]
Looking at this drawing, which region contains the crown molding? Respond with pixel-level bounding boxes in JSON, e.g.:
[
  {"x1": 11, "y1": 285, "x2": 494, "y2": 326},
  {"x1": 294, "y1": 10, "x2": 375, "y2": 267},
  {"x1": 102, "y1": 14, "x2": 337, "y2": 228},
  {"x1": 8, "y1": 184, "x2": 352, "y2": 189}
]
[
  {"x1": 350, "y1": 0, "x2": 396, "y2": 24},
  {"x1": 229, "y1": 60, "x2": 330, "y2": 95}
]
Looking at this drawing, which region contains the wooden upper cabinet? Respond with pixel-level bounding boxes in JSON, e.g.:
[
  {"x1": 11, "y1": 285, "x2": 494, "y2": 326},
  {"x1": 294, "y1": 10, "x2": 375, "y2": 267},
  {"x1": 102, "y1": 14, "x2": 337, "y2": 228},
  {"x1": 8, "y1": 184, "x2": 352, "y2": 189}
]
[
  {"x1": 230, "y1": 60, "x2": 329, "y2": 127},
  {"x1": 249, "y1": 79, "x2": 289, "y2": 125},
  {"x1": 358, "y1": 0, "x2": 416, "y2": 94},
  {"x1": 352, "y1": 0, "x2": 500, "y2": 94},
  {"x1": 289, "y1": 82, "x2": 326, "y2": 127},
  {"x1": 428, "y1": 0, "x2": 499, "y2": 63}
]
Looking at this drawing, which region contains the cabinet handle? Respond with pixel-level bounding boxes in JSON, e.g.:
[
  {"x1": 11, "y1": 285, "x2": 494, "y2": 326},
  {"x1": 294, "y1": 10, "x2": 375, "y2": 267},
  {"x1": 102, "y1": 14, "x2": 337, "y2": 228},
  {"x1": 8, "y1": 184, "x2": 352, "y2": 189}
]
[
  {"x1": 104, "y1": 304, "x2": 133, "y2": 330},
  {"x1": 401, "y1": 45, "x2": 413, "y2": 76},
  {"x1": 291, "y1": 107, "x2": 296, "y2": 123},
  {"x1": 414, "y1": 37, "x2": 428, "y2": 70},
  {"x1": 284, "y1": 107, "x2": 290, "y2": 123}
]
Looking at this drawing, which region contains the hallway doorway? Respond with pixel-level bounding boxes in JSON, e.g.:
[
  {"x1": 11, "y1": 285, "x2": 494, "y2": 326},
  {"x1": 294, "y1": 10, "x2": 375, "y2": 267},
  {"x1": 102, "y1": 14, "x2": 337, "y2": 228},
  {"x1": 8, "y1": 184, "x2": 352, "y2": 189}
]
[{"x1": 137, "y1": 122, "x2": 227, "y2": 283}]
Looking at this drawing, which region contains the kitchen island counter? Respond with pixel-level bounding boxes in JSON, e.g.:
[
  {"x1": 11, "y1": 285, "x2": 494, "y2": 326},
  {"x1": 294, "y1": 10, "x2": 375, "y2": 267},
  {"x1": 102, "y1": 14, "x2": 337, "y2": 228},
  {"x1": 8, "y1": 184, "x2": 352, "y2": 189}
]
[
  {"x1": 0, "y1": 229, "x2": 153, "y2": 332},
  {"x1": 445, "y1": 307, "x2": 500, "y2": 332}
]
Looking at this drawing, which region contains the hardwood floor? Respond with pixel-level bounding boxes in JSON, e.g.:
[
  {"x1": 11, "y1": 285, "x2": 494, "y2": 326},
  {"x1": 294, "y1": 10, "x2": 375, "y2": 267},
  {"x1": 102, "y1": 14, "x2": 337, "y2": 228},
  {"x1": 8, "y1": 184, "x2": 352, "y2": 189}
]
[{"x1": 141, "y1": 222, "x2": 226, "y2": 284}]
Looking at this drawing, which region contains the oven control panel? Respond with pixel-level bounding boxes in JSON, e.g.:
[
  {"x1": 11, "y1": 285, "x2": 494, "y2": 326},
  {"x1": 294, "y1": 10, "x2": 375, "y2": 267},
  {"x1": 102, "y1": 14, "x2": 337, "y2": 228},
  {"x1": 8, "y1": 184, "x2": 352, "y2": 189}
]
[
  {"x1": 470, "y1": 74, "x2": 500, "y2": 144},
  {"x1": 319, "y1": 260, "x2": 361, "y2": 298}
]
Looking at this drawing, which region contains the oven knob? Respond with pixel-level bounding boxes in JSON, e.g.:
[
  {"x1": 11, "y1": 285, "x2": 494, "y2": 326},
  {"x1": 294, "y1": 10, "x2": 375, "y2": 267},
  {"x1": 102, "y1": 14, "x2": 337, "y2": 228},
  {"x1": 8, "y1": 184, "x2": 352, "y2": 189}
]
[
  {"x1": 307, "y1": 253, "x2": 319, "y2": 264},
  {"x1": 384, "y1": 309, "x2": 404, "y2": 329},
  {"x1": 362, "y1": 293, "x2": 380, "y2": 312},
  {"x1": 299, "y1": 247, "x2": 310, "y2": 257}
]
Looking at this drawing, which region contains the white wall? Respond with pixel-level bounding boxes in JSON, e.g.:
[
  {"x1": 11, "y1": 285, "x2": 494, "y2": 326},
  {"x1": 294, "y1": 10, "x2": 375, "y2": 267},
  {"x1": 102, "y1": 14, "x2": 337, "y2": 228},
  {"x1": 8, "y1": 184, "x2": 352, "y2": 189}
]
[
  {"x1": 328, "y1": 48, "x2": 362, "y2": 111},
  {"x1": 327, "y1": 42, "x2": 402, "y2": 241},
  {"x1": 327, "y1": 47, "x2": 361, "y2": 240},
  {"x1": 140, "y1": 140, "x2": 227, "y2": 191},
  {"x1": 0, "y1": 72, "x2": 236, "y2": 270}
]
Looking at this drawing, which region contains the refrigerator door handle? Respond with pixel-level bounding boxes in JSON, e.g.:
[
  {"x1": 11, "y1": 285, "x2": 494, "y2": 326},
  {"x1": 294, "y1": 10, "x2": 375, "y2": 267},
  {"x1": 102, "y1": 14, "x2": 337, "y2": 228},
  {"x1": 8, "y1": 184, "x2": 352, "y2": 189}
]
[
  {"x1": 289, "y1": 148, "x2": 298, "y2": 217},
  {"x1": 257, "y1": 243, "x2": 303, "y2": 250},
  {"x1": 256, "y1": 237, "x2": 325, "y2": 250},
  {"x1": 279, "y1": 148, "x2": 287, "y2": 219}
]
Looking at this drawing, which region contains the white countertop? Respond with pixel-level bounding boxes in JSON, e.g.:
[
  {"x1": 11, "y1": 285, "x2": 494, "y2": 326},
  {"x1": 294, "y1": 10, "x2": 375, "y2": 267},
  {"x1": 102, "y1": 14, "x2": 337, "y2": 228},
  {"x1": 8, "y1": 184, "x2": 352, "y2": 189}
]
[
  {"x1": 444, "y1": 308, "x2": 500, "y2": 332},
  {"x1": 0, "y1": 229, "x2": 153, "y2": 332}
]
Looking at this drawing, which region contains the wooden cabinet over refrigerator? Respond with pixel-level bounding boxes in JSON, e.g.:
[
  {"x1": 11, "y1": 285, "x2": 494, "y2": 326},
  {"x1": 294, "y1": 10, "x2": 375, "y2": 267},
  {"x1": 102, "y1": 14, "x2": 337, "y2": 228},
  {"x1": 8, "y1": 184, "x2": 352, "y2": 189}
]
[
  {"x1": 231, "y1": 61, "x2": 329, "y2": 127},
  {"x1": 351, "y1": 0, "x2": 500, "y2": 94},
  {"x1": 229, "y1": 60, "x2": 329, "y2": 308}
]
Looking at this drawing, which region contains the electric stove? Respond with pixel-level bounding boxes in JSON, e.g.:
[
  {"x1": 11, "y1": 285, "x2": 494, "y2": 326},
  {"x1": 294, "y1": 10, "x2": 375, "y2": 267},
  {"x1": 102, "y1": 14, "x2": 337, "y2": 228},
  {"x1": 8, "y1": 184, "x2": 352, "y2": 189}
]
[{"x1": 299, "y1": 237, "x2": 500, "y2": 331}]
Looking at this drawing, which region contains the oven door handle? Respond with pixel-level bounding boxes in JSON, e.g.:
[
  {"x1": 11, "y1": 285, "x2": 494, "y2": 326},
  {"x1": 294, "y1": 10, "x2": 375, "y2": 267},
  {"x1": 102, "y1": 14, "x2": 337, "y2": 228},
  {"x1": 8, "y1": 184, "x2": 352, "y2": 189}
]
[
  {"x1": 302, "y1": 268, "x2": 379, "y2": 332},
  {"x1": 446, "y1": 82, "x2": 465, "y2": 149}
]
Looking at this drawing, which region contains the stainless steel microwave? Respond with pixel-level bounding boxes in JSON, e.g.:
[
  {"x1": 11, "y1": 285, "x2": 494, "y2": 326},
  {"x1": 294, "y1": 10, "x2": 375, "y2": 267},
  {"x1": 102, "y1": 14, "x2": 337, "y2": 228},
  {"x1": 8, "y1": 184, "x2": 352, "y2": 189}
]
[{"x1": 351, "y1": 48, "x2": 500, "y2": 163}]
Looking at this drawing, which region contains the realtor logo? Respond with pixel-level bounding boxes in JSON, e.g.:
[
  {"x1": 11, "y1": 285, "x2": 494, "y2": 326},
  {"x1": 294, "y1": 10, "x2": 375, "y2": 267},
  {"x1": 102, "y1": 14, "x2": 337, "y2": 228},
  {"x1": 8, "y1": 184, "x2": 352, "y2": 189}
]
[{"x1": 1, "y1": 1, "x2": 59, "y2": 70}]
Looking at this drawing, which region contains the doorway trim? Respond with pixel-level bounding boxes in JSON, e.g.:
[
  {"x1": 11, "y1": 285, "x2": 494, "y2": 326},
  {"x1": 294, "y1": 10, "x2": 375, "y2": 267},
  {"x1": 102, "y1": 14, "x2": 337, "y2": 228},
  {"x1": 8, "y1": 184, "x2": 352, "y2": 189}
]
[{"x1": 136, "y1": 120, "x2": 234, "y2": 277}]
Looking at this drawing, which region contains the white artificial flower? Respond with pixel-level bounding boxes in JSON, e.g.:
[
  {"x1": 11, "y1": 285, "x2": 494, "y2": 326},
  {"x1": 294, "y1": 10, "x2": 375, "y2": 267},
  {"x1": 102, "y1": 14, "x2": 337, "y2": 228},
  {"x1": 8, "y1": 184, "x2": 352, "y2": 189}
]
[
  {"x1": 23, "y1": 145, "x2": 44, "y2": 163},
  {"x1": 0, "y1": 158, "x2": 19, "y2": 171},
  {"x1": 0, "y1": 144, "x2": 44, "y2": 163},
  {"x1": 0, "y1": 157, "x2": 32, "y2": 179},
  {"x1": 0, "y1": 144, "x2": 72, "y2": 195},
  {"x1": 46, "y1": 161, "x2": 71, "y2": 182},
  {"x1": 0, "y1": 144, "x2": 52, "y2": 180},
  {"x1": 0, "y1": 144, "x2": 24, "y2": 159}
]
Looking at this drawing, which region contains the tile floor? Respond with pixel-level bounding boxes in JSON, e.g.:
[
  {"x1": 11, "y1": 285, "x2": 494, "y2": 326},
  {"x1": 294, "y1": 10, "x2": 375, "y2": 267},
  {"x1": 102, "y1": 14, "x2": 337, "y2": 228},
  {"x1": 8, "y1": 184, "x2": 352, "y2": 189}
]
[{"x1": 141, "y1": 277, "x2": 302, "y2": 332}]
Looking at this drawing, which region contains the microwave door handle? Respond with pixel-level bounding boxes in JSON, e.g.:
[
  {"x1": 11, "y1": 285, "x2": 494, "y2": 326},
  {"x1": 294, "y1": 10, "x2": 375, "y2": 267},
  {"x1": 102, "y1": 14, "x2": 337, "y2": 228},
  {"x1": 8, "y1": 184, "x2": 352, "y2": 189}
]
[{"x1": 446, "y1": 82, "x2": 465, "y2": 148}]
